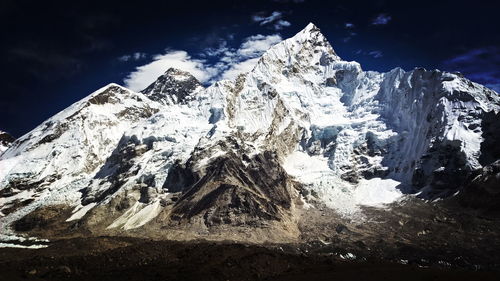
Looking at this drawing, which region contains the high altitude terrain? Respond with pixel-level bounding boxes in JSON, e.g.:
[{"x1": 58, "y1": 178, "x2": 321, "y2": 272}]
[{"x1": 1, "y1": 24, "x2": 500, "y2": 270}]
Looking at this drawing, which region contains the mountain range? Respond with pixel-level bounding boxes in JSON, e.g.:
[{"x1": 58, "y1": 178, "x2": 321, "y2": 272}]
[{"x1": 1, "y1": 24, "x2": 499, "y2": 266}]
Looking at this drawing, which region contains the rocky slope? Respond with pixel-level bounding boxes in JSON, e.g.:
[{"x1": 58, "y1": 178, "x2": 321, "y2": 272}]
[
  {"x1": 2, "y1": 237, "x2": 500, "y2": 281},
  {"x1": 0, "y1": 23, "x2": 499, "y2": 248}
]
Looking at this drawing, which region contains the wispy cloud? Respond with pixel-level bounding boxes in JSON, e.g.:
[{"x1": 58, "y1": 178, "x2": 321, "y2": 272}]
[
  {"x1": 372, "y1": 13, "x2": 391, "y2": 25},
  {"x1": 441, "y1": 47, "x2": 500, "y2": 92},
  {"x1": 199, "y1": 41, "x2": 230, "y2": 58},
  {"x1": 235, "y1": 34, "x2": 282, "y2": 58},
  {"x1": 342, "y1": 37, "x2": 351, "y2": 43},
  {"x1": 252, "y1": 11, "x2": 292, "y2": 30},
  {"x1": 252, "y1": 11, "x2": 282, "y2": 25},
  {"x1": 341, "y1": 22, "x2": 357, "y2": 43},
  {"x1": 354, "y1": 49, "x2": 383, "y2": 58},
  {"x1": 118, "y1": 52, "x2": 147, "y2": 62},
  {"x1": 342, "y1": 32, "x2": 357, "y2": 43},
  {"x1": 218, "y1": 34, "x2": 282, "y2": 80},
  {"x1": 123, "y1": 34, "x2": 282, "y2": 90},
  {"x1": 274, "y1": 20, "x2": 291, "y2": 30},
  {"x1": 368, "y1": 50, "x2": 383, "y2": 58},
  {"x1": 220, "y1": 58, "x2": 261, "y2": 81}
]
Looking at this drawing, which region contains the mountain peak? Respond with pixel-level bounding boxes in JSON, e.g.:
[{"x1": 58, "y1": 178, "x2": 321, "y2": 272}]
[
  {"x1": 302, "y1": 22, "x2": 319, "y2": 33},
  {"x1": 252, "y1": 23, "x2": 341, "y2": 79},
  {"x1": 290, "y1": 22, "x2": 336, "y2": 55},
  {"x1": 292, "y1": 22, "x2": 324, "y2": 40},
  {"x1": 162, "y1": 68, "x2": 198, "y2": 81},
  {"x1": 141, "y1": 67, "x2": 202, "y2": 105}
]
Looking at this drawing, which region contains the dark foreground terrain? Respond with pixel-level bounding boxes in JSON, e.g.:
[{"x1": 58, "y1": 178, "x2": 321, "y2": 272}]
[{"x1": 1, "y1": 237, "x2": 499, "y2": 281}]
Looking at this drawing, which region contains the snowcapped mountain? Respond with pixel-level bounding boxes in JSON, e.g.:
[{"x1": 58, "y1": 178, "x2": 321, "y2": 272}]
[
  {"x1": 1, "y1": 23, "x2": 499, "y2": 244},
  {"x1": 0, "y1": 84, "x2": 161, "y2": 237}
]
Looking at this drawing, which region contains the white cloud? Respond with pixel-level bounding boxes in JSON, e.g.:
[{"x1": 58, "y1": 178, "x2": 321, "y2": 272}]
[
  {"x1": 123, "y1": 34, "x2": 282, "y2": 90},
  {"x1": 368, "y1": 50, "x2": 383, "y2": 58},
  {"x1": 354, "y1": 49, "x2": 383, "y2": 59},
  {"x1": 221, "y1": 58, "x2": 260, "y2": 80},
  {"x1": 252, "y1": 11, "x2": 291, "y2": 31},
  {"x1": 344, "y1": 23, "x2": 354, "y2": 29},
  {"x1": 237, "y1": 34, "x2": 282, "y2": 57},
  {"x1": 201, "y1": 41, "x2": 229, "y2": 58},
  {"x1": 123, "y1": 50, "x2": 215, "y2": 91},
  {"x1": 118, "y1": 52, "x2": 147, "y2": 62},
  {"x1": 118, "y1": 55, "x2": 131, "y2": 62},
  {"x1": 252, "y1": 11, "x2": 283, "y2": 25},
  {"x1": 216, "y1": 34, "x2": 282, "y2": 80},
  {"x1": 342, "y1": 31, "x2": 357, "y2": 43},
  {"x1": 274, "y1": 20, "x2": 291, "y2": 30},
  {"x1": 372, "y1": 14, "x2": 391, "y2": 25}
]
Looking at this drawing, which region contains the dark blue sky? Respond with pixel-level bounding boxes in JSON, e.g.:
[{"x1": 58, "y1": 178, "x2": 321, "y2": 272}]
[{"x1": 1, "y1": 0, "x2": 499, "y2": 137}]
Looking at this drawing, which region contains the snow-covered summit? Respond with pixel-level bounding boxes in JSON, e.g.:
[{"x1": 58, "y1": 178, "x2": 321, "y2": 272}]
[{"x1": 252, "y1": 22, "x2": 345, "y2": 81}]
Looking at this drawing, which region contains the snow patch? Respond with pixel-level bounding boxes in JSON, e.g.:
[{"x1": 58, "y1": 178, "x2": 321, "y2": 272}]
[
  {"x1": 66, "y1": 203, "x2": 97, "y2": 222},
  {"x1": 354, "y1": 178, "x2": 403, "y2": 206},
  {"x1": 0, "y1": 243, "x2": 48, "y2": 249},
  {"x1": 107, "y1": 200, "x2": 163, "y2": 230}
]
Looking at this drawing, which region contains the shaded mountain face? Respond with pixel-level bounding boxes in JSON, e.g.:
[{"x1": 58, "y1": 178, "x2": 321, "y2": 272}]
[
  {"x1": 0, "y1": 130, "x2": 15, "y2": 154},
  {"x1": 141, "y1": 68, "x2": 204, "y2": 105},
  {"x1": 1, "y1": 23, "x2": 499, "y2": 245}
]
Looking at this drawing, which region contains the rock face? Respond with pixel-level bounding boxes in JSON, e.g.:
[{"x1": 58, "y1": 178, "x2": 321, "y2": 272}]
[
  {"x1": 0, "y1": 130, "x2": 15, "y2": 154},
  {"x1": 0, "y1": 23, "x2": 499, "y2": 244},
  {"x1": 458, "y1": 159, "x2": 500, "y2": 216},
  {"x1": 170, "y1": 150, "x2": 295, "y2": 227},
  {"x1": 141, "y1": 68, "x2": 204, "y2": 105}
]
